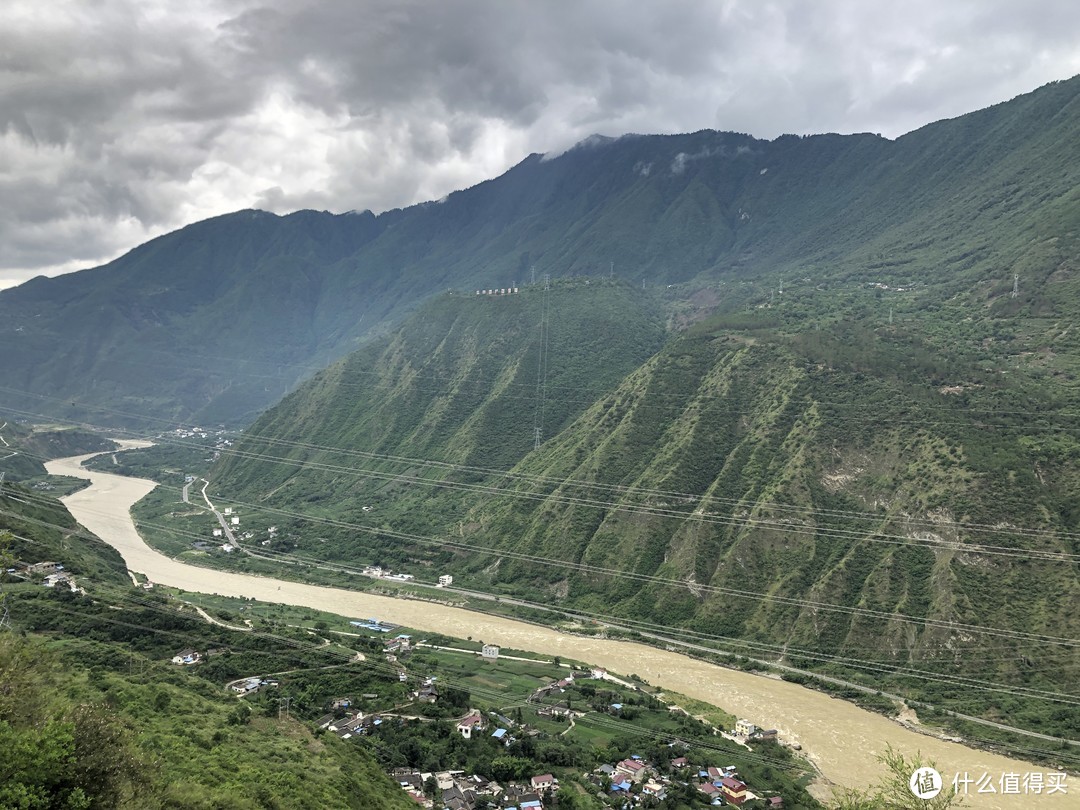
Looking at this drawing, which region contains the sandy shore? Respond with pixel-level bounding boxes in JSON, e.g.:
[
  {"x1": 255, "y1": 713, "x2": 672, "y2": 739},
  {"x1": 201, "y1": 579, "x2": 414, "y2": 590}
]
[{"x1": 46, "y1": 446, "x2": 1079, "y2": 808}]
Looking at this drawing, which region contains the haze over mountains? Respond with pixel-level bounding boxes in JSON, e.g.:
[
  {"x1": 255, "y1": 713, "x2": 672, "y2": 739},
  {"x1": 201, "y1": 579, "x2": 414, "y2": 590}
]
[{"x1": 2, "y1": 76, "x2": 1077, "y2": 428}]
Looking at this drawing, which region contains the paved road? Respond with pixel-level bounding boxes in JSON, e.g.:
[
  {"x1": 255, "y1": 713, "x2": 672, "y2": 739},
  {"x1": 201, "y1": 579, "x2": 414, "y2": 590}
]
[{"x1": 199, "y1": 479, "x2": 241, "y2": 547}]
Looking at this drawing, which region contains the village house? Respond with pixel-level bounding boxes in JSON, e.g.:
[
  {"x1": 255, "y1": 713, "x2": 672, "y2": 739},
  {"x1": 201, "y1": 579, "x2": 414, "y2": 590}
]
[
  {"x1": 171, "y1": 648, "x2": 202, "y2": 665},
  {"x1": 720, "y1": 776, "x2": 749, "y2": 805},
  {"x1": 697, "y1": 782, "x2": 721, "y2": 800},
  {"x1": 231, "y1": 677, "x2": 260, "y2": 693},
  {"x1": 529, "y1": 774, "x2": 555, "y2": 792},
  {"x1": 642, "y1": 780, "x2": 667, "y2": 801},
  {"x1": 481, "y1": 644, "x2": 500, "y2": 660},
  {"x1": 536, "y1": 701, "x2": 572, "y2": 719},
  {"x1": 614, "y1": 758, "x2": 646, "y2": 783},
  {"x1": 442, "y1": 784, "x2": 477, "y2": 810},
  {"x1": 456, "y1": 711, "x2": 486, "y2": 739},
  {"x1": 734, "y1": 718, "x2": 757, "y2": 738}
]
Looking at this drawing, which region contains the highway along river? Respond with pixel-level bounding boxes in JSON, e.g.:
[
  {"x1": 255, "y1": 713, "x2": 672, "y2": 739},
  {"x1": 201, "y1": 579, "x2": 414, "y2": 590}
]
[{"x1": 46, "y1": 446, "x2": 1077, "y2": 808}]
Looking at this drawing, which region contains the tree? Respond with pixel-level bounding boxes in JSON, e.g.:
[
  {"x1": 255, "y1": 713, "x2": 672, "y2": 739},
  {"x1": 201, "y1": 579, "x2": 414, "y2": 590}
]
[{"x1": 832, "y1": 746, "x2": 960, "y2": 810}]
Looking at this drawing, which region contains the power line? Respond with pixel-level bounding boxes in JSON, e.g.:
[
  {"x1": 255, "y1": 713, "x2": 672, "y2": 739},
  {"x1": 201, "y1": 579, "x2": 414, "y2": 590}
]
[
  {"x1": 2, "y1": 412, "x2": 1080, "y2": 704},
  {"x1": 7, "y1": 482, "x2": 1080, "y2": 663}
]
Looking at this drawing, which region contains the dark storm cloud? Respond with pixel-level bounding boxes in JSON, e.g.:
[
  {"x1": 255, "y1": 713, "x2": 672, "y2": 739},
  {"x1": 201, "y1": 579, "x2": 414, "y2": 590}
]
[{"x1": 1, "y1": 0, "x2": 1078, "y2": 288}]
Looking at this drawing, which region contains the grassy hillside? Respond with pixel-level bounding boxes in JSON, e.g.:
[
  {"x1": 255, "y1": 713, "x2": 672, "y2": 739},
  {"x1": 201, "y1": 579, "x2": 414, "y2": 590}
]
[{"x1": 0, "y1": 487, "x2": 417, "y2": 810}]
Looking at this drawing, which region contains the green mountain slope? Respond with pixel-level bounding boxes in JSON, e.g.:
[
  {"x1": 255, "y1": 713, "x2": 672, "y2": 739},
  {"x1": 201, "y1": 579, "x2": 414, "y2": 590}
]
[
  {"x1": 0, "y1": 421, "x2": 118, "y2": 481},
  {"x1": 212, "y1": 279, "x2": 666, "y2": 524},
  {"x1": 2, "y1": 77, "x2": 1077, "y2": 427},
  {"x1": 208, "y1": 296, "x2": 1080, "y2": 738},
  {"x1": 0, "y1": 488, "x2": 416, "y2": 810}
]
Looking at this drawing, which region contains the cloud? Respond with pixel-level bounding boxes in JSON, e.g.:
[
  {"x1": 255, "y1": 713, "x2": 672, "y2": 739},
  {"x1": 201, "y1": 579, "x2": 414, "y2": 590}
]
[{"x1": 1, "y1": 0, "x2": 1078, "y2": 287}]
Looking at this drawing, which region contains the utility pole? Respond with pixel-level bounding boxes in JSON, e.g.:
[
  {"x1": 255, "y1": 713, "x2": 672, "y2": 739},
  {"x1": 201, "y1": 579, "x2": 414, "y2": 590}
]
[
  {"x1": 889, "y1": 307, "x2": 893, "y2": 326},
  {"x1": 530, "y1": 266, "x2": 536, "y2": 286},
  {"x1": 279, "y1": 697, "x2": 291, "y2": 720}
]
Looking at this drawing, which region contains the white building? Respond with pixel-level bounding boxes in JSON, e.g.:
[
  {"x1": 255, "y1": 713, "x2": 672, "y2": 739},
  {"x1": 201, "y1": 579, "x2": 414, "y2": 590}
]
[
  {"x1": 438, "y1": 574, "x2": 453, "y2": 587},
  {"x1": 482, "y1": 644, "x2": 500, "y2": 661}
]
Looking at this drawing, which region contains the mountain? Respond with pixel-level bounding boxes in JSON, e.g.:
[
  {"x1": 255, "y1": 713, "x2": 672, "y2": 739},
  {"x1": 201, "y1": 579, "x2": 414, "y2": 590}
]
[
  {"x1": 2, "y1": 77, "x2": 1077, "y2": 427},
  {"x1": 207, "y1": 284, "x2": 1080, "y2": 739},
  {"x1": 202, "y1": 78, "x2": 1080, "y2": 739},
  {"x1": 0, "y1": 421, "x2": 117, "y2": 481}
]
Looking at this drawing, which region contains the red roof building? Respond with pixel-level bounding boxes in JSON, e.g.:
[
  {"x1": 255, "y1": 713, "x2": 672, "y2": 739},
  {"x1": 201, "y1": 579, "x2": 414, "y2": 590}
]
[{"x1": 720, "y1": 777, "x2": 748, "y2": 805}]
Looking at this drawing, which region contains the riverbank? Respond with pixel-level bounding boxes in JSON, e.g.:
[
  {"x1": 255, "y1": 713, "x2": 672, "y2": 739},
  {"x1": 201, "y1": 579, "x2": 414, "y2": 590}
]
[{"x1": 45, "y1": 447, "x2": 1078, "y2": 808}]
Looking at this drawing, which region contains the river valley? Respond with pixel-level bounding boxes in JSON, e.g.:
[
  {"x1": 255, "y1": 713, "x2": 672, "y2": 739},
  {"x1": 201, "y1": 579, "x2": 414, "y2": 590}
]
[{"x1": 45, "y1": 445, "x2": 1077, "y2": 808}]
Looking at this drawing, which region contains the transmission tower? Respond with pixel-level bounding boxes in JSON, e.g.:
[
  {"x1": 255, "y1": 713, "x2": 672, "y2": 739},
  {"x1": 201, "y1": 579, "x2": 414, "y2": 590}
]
[
  {"x1": 278, "y1": 697, "x2": 291, "y2": 720},
  {"x1": 1012, "y1": 274, "x2": 1019, "y2": 298}
]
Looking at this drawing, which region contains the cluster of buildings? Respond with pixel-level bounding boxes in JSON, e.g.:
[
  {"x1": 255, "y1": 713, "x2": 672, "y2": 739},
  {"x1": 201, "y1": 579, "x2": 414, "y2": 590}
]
[
  {"x1": 591, "y1": 755, "x2": 782, "y2": 808},
  {"x1": 361, "y1": 565, "x2": 416, "y2": 583},
  {"x1": 318, "y1": 710, "x2": 385, "y2": 739},
  {"x1": 172, "y1": 648, "x2": 203, "y2": 666},
  {"x1": 733, "y1": 718, "x2": 778, "y2": 743},
  {"x1": 230, "y1": 676, "x2": 279, "y2": 695},
  {"x1": 392, "y1": 768, "x2": 556, "y2": 810},
  {"x1": 6, "y1": 560, "x2": 81, "y2": 593},
  {"x1": 163, "y1": 425, "x2": 231, "y2": 462}
]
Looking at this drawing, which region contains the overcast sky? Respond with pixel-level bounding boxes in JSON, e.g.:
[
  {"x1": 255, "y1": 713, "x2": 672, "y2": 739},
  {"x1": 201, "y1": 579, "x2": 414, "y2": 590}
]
[{"x1": 2, "y1": 0, "x2": 1078, "y2": 289}]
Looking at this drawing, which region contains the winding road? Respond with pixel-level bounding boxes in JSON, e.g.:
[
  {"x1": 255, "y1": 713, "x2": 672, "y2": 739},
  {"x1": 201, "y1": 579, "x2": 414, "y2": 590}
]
[{"x1": 45, "y1": 445, "x2": 1078, "y2": 808}]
